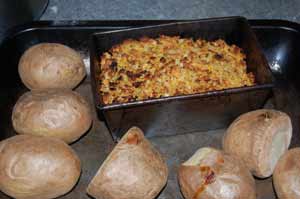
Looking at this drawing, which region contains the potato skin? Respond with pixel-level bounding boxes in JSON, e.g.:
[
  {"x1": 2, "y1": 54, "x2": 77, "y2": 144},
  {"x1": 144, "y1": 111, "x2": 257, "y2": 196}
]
[
  {"x1": 87, "y1": 127, "x2": 168, "y2": 199},
  {"x1": 223, "y1": 109, "x2": 292, "y2": 178},
  {"x1": 0, "y1": 135, "x2": 81, "y2": 199},
  {"x1": 178, "y1": 147, "x2": 256, "y2": 199},
  {"x1": 18, "y1": 43, "x2": 86, "y2": 89},
  {"x1": 12, "y1": 89, "x2": 92, "y2": 143},
  {"x1": 273, "y1": 148, "x2": 300, "y2": 199}
]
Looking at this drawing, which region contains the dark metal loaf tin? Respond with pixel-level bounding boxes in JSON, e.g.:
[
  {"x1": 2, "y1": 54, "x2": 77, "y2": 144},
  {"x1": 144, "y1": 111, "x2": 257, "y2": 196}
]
[{"x1": 89, "y1": 17, "x2": 274, "y2": 140}]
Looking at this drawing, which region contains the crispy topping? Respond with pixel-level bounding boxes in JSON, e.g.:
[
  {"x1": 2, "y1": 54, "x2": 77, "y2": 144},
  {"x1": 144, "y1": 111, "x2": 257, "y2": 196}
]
[
  {"x1": 160, "y1": 57, "x2": 166, "y2": 63},
  {"x1": 133, "y1": 82, "x2": 143, "y2": 88},
  {"x1": 109, "y1": 60, "x2": 118, "y2": 71},
  {"x1": 214, "y1": 53, "x2": 223, "y2": 60},
  {"x1": 99, "y1": 35, "x2": 255, "y2": 104}
]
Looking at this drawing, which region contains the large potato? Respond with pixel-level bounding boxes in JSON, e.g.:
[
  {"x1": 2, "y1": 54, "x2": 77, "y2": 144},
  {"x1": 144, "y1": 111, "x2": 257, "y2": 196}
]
[
  {"x1": 86, "y1": 127, "x2": 168, "y2": 199},
  {"x1": 273, "y1": 148, "x2": 300, "y2": 199},
  {"x1": 178, "y1": 147, "x2": 256, "y2": 199},
  {"x1": 0, "y1": 135, "x2": 81, "y2": 199},
  {"x1": 18, "y1": 43, "x2": 86, "y2": 89},
  {"x1": 223, "y1": 109, "x2": 292, "y2": 178},
  {"x1": 12, "y1": 89, "x2": 92, "y2": 143}
]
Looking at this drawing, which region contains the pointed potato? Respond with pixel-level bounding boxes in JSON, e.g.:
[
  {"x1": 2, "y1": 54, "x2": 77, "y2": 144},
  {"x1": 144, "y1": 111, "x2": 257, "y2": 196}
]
[{"x1": 87, "y1": 127, "x2": 168, "y2": 199}]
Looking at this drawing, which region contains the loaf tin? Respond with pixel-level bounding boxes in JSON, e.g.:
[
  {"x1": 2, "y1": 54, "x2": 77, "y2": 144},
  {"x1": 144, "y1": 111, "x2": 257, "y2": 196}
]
[{"x1": 89, "y1": 17, "x2": 274, "y2": 140}]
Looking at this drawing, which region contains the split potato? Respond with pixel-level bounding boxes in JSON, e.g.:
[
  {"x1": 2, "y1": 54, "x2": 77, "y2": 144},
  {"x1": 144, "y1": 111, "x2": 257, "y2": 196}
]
[
  {"x1": 0, "y1": 135, "x2": 81, "y2": 199},
  {"x1": 223, "y1": 109, "x2": 292, "y2": 178},
  {"x1": 18, "y1": 43, "x2": 86, "y2": 89},
  {"x1": 178, "y1": 147, "x2": 256, "y2": 199},
  {"x1": 87, "y1": 127, "x2": 168, "y2": 199},
  {"x1": 12, "y1": 89, "x2": 92, "y2": 144},
  {"x1": 273, "y1": 147, "x2": 300, "y2": 199}
]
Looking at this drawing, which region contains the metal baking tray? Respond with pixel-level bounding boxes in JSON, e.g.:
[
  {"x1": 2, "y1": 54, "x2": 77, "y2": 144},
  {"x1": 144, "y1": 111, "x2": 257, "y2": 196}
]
[
  {"x1": 0, "y1": 19, "x2": 300, "y2": 199},
  {"x1": 90, "y1": 17, "x2": 274, "y2": 140}
]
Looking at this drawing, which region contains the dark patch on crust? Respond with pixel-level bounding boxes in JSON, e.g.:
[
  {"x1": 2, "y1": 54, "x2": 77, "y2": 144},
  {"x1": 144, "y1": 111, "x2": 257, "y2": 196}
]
[
  {"x1": 214, "y1": 53, "x2": 223, "y2": 60},
  {"x1": 109, "y1": 60, "x2": 118, "y2": 71},
  {"x1": 133, "y1": 82, "x2": 143, "y2": 88}
]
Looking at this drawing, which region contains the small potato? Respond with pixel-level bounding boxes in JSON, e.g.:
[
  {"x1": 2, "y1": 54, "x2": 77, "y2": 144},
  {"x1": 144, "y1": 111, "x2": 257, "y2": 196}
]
[
  {"x1": 86, "y1": 127, "x2": 168, "y2": 199},
  {"x1": 0, "y1": 135, "x2": 81, "y2": 199},
  {"x1": 223, "y1": 109, "x2": 292, "y2": 178},
  {"x1": 178, "y1": 147, "x2": 256, "y2": 199},
  {"x1": 273, "y1": 148, "x2": 300, "y2": 199},
  {"x1": 12, "y1": 89, "x2": 92, "y2": 144},
  {"x1": 18, "y1": 43, "x2": 86, "y2": 89}
]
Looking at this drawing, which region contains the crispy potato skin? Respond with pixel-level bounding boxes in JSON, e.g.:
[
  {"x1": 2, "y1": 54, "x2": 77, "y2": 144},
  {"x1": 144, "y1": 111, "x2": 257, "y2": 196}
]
[
  {"x1": 87, "y1": 127, "x2": 168, "y2": 199},
  {"x1": 0, "y1": 135, "x2": 81, "y2": 199},
  {"x1": 12, "y1": 89, "x2": 92, "y2": 144},
  {"x1": 223, "y1": 109, "x2": 292, "y2": 178},
  {"x1": 18, "y1": 43, "x2": 86, "y2": 90},
  {"x1": 273, "y1": 148, "x2": 300, "y2": 199},
  {"x1": 178, "y1": 148, "x2": 256, "y2": 199}
]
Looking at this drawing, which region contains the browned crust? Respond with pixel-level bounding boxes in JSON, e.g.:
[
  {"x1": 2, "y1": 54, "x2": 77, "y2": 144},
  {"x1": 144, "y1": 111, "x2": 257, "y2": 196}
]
[
  {"x1": 222, "y1": 109, "x2": 292, "y2": 178},
  {"x1": 178, "y1": 148, "x2": 256, "y2": 199},
  {"x1": 98, "y1": 35, "x2": 255, "y2": 104},
  {"x1": 0, "y1": 135, "x2": 81, "y2": 199},
  {"x1": 273, "y1": 148, "x2": 300, "y2": 198},
  {"x1": 87, "y1": 127, "x2": 168, "y2": 199},
  {"x1": 18, "y1": 43, "x2": 86, "y2": 90},
  {"x1": 12, "y1": 89, "x2": 92, "y2": 144}
]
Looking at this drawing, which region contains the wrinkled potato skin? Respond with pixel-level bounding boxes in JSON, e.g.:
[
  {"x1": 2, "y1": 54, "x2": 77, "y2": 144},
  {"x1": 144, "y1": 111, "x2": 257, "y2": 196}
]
[
  {"x1": 87, "y1": 127, "x2": 168, "y2": 199},
  {"x1": 18, "y1": 43, "x2": 86, "y2": 90},
  {"x1": 12, "y1": 89, "x2": 92, "y2": 143},
  {"x1": 0, "y1": 135, "x2": 81, "y2": 199}
]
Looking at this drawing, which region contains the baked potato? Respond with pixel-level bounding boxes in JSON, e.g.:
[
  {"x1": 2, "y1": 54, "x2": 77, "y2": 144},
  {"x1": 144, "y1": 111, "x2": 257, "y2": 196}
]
[
  {"x1": 273, "y1": 147, "x2": 300, "y2": 199},
  {"x1": 223, "y1": 109, "x2": 292, "y2": 178},
  {"x1": 12, "y1": 89, "x2": 92, "y2": 144},
  {"x1": 178, "y1": 147, "x2": 256, "y2": 199},
  {"x1": 86, "y1": 127, "x2": 168, "y2": 199},
  {"x1": 0, "y1": 135, "x2": 81, "y2": 199},
  {"x1": 18, "y1": 43, "x2": 86, "y2": 89}
]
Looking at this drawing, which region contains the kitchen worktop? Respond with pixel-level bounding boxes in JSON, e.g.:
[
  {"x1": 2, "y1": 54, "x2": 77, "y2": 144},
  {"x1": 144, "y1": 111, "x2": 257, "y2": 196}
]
[
  {"x1": 41, "y1": 0, "x2": 300, "y2": 22},
  {"x1": 1, "y1": 0, "x2": 299, "y2": 43}
]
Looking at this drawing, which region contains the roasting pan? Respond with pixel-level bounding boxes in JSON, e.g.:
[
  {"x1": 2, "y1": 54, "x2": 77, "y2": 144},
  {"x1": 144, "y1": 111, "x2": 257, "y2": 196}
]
[{"x1": 0, "y1": 19, "x2": 300, "y2": 199}]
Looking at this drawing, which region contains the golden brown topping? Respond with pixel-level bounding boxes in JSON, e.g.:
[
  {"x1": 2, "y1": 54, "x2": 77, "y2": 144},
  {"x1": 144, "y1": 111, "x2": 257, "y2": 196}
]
[{"x1": 98, "y1": 35, "x2": 255, "y2": 104}]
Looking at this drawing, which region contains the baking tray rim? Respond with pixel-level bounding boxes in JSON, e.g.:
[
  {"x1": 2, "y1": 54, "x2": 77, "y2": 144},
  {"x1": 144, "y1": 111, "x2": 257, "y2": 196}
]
[
  {"x1": 88, "y1": 16, "x2": 274, "y2": 110},
  {"x1": 2, "y1": 18, "x2": 300, "y2": 46},
  {"x1": 90, "y1": 16, "x2": 245, "y2": 36}
]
